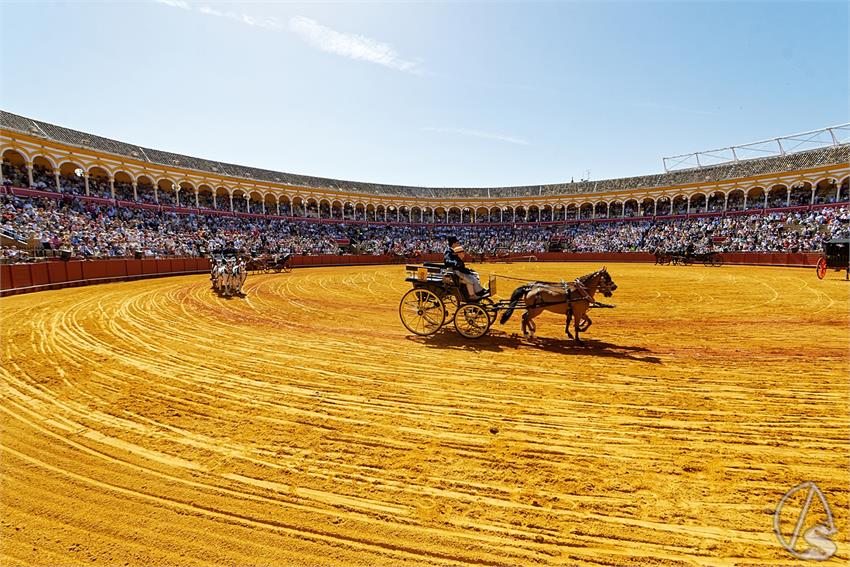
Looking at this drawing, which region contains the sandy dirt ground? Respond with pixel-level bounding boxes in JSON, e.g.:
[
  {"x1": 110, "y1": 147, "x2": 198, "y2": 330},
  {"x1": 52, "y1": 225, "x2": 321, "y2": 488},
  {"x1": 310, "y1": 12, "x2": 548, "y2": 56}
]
[{"x1": 1, "y1": 262, "x2": 847, "y2": 566}]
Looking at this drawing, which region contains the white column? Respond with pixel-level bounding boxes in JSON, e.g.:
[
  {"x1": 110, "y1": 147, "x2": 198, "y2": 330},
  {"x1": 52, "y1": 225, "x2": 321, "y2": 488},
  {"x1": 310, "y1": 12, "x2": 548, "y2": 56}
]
[
  {"x1": 786, "y1": 188, "x2": 791, "y2": 207},
  {"x1": 175, "y1": 189, "x2": 181, "y2": 207},
  {"x1": 84, "y1": 175, "x2": 90, "y2": 196},
  {"x1": 686, "y1": 197, "x2": 691, "y2": 215},
  {"x1": 26, "y1": 164, "x2": 34, "y2": 187},
  {"x1": 763, "y1": 192, "x2": 767, "y2": 209},
  {"x1": 724, "y1": 195, "x2": 729, "y2": 212},
  {"x1": 811, "y1": 187, "x2": 816, "y2": 205},
  {"x1": 154, "y1": 185, "x2": 158, "y2": 203},
  {"x1": 276, "y1": 201, "x2": 280, "y2": 216},
  {"x1": 54, "y1": 172, "x2": 61, "y2": 192},
  {"x1": 245, "y1": 196, "x2": 250, "y2": 213},
  {"x1": 132, "y1": 181, "x2": 138, "y2": 201},
  {"x1": 262, "y1": 200, "x2": 266, "y2": 214},
  {"x1": 109, "y1": 177, "x2": 115, "y2": 199},
  {"x1": 653, "y1": 200, "x2": 658, "y2": 216},
  {"x1": 743, "y1": 193, "x2": 748, "y2": 209},
  {"x1": 212, "y1": 192, "x2": 217, "y2": 208},
  {"x1": 229, "y1": 194, "x2": 234, "y2": 211}
]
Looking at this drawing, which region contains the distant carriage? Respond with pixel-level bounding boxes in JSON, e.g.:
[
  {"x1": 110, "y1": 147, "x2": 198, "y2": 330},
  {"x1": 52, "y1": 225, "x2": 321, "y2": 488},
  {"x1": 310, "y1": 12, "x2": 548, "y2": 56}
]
[
  {"x1": 246, "y1": 253, "x2": 293, "y2": 274},
  {"x1": 656, "y1": 249, "x2": 722, "y2": 267},
  {"x1": 816, "y1": 239, "x2": 849, "y2": 280}
]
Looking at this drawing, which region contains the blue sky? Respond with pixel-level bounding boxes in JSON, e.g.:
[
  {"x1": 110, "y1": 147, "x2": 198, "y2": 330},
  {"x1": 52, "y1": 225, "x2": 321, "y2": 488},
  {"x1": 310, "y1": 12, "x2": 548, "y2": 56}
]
[{"x1": 0, "y1": 1, "x2": 846, "y2": 187}]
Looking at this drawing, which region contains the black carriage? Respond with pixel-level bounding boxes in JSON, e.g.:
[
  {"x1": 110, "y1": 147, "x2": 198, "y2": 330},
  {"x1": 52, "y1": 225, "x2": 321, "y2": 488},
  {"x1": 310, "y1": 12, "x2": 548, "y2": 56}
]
[
  {"x1": 246, "y1": 253, "x2": 293, "y2": 274},
  {"x1": 816, "y1": 239, "x2": 849, "y2": 280},
  {"x1": 656, "y1": 249, "x2": 722, "y2": 267},
  {"x1": 399, "y1": 263, "x2": 499, "y2": 339}
]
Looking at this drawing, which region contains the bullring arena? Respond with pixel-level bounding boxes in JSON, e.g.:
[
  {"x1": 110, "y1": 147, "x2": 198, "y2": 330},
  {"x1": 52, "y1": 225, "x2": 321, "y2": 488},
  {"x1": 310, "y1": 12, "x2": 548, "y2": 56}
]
[
  {"x1": 1, "y1": 103, "x2": 850, "y2": 567},
  {"x1": 2, "y1": 260, "x2": 847, "y2": 566}
]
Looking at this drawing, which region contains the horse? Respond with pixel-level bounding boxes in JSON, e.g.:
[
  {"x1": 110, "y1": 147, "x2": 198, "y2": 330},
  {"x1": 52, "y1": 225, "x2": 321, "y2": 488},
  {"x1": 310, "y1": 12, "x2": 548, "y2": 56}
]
[
  {"x1": 211, "y1": 259, "x2": 228, "y2": 293},
  {"x1": 230, "y1": 259, "x2": 247, "y2": 295},
  {"x1": 499, "y1": 267, "x2": 617, "y2": 342}
]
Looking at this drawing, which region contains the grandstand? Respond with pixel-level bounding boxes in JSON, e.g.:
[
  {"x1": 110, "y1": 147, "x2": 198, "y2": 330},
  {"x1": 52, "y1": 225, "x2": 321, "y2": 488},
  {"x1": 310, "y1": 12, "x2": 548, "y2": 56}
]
[{"x1": 1, "y1": 111, "x2": 848, "y2": 225}]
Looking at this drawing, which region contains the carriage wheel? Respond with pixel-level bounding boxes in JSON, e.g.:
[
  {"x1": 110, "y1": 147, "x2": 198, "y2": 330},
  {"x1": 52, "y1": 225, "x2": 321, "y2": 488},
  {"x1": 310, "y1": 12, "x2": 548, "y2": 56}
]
[
  {"x1": 479, "y1": 297, "x2": 498, "y2": 324},
  {"x1": 441, "y1": 294, "x2": 459, "y2": 319},
  {"x1": 399, "y1": 289, "x2": 445, "y2": 336},
  {"x1": 453, "y1": 304, "x2": 491, "y2": 339},
  {"x1": 816, "y1": 257, "x2": 827, "y2": 280}
]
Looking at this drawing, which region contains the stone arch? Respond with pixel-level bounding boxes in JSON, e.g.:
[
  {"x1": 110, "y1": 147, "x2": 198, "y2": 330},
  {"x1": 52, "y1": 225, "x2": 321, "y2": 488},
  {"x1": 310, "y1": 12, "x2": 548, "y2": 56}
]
[
  {"x1": 1, "y1": 148, "x2": 29, "y2": 186},
  {"x1": 30, "y1": 155, "x2": 57, "y2": 191},
  {"x1": 88, "y1": 166, "x2": 112, "y2": 198},
  {"x1": 593, "y1": 202, "x2": 608, "y2": 218},
  {"x1": 579, "y1": 202, "x2": 593, "y2": 219},
  {"x1": 609, "y1": 200, "x2": 624, "y2": 217},
  {"x1": 434, "y1": 207, "x2": 447, "y2": 224},
  {"x1": 514, "y1": 205, "x2": 527, "y2": 222},
  {"x1": 706, "y1": 191, "x2": 724, "y2": 212},
  {"x1": 745, "y1": 186, "x2": 766, "y2": 210},
  {"x1": 671, "y1": 194, "x2": 688, "y2": 215},
  {"x1": 688, "y1": 193, "x2": 706, "y2": 213},
  {"x1": 113, "y1": 170, "x2": 135, "y2": 201},
  {"x1": 623, "y1": 199, "x2": 639, "y2": 217},
  {"x1": 786, "y1": 181, "x2": 812, "y2": 206},
  {"x1": 655, "y1": 196, "x2": 671, "y2": 216},
  {"x1": 639, "y1": 197, "x2": 655, "y2": 217},
  {"x1": 214, "y1": 186, "x2": 231, "y2": 210},
  {"x1": 231, "y1": 188, "x2": 248, "y2": 212},
  {"x1": 196, "y1": 184, "x2": 214, "y2": 209},
  {"x1": 766, "y1": 184, "x2": 788, "y2": 208},
  {"x1": 565, "y1": 203, "x2": 578, "y2": 220},
  {"x1": 725, "y1": 189, "x2": 744, "y2": 211}
]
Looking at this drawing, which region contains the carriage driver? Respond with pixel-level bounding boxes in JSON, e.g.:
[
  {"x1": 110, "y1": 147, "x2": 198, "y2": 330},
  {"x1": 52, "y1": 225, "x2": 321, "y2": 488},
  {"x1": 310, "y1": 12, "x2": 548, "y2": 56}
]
[{"x1": 445, "y1": 236, "x2": 488, "y2": 299}]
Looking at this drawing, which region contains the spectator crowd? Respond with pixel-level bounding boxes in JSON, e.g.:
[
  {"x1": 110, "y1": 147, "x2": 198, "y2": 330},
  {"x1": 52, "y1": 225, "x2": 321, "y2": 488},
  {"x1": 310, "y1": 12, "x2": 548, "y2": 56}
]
[{"x1": 1, "y1": 193, "x2": 847, "y2": 262}]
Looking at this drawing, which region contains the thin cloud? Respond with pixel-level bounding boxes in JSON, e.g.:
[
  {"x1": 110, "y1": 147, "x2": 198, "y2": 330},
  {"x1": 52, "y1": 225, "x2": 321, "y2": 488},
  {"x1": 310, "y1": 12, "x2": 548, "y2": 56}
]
[
  {"x1": 154, "y1": 0, "x2": 189, "y2": 9},
  {"x1": 422, "y1": 127, "x2": 530, "y2": 146},
  {"x1": 199, "y1": 6, "x2": 283, "y2": 30},
  {"x1": 289, "y1": 16, "x2": 420, "y2": 73}
]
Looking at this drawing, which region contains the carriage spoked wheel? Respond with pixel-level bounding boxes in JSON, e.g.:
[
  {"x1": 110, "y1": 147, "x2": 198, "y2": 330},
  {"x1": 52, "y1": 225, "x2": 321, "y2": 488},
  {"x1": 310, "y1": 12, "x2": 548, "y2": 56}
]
[
  {"x1": 453, "y1": 303, "x2": 492, "y2": 339},
  {"x1": 478, "y1": 297, "x2": 498, "y2": 324},
  {"x1": 399, "y1": 289, "x2": 445, "y2": 336},
  {"x1": 816, "y1": 257, "x2": 827, "y2": 280},
  {"x1": 441, "y1": 294, "x2": 459, "y2": 319}
]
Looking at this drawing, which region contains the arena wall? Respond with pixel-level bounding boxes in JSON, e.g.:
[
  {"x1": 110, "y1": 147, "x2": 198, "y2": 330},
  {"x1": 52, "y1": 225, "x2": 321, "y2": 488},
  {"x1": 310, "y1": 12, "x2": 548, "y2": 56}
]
[{"x1": 0, "y1": 252, "x2": 822, "y2": 296}]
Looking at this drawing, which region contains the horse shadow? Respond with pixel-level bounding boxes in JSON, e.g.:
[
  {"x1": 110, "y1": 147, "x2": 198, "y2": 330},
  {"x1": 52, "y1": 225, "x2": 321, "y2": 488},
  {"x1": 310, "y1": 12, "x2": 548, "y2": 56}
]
[{"x1": 406, "y1": 329, "x2": 661, "y2": 363}]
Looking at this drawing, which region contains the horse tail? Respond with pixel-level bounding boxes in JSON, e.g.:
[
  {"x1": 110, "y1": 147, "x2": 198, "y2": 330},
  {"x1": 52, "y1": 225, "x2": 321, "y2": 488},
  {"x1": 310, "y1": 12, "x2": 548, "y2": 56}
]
[{"x1": 500, "y1": 285, "x2": 531, "y2": 325}]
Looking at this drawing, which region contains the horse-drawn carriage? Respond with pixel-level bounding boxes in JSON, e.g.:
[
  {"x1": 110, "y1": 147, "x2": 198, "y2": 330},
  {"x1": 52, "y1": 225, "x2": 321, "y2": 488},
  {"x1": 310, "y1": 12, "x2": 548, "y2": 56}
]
[
  {"x1": 816, "y1": 239, "x2": 849, "y2": 280},
  {"x1": 655, "y1": 249, "x2": 723, "y2": 267},
  {"x1": 246, "y1": 253, "x2": 293, "y2": 274},
  {"x1": 399, "y1": 263, "x2": 616, "y2": 340},
  {"x1": 210, "y1": 254, "x2": 247, "y2": 297}
]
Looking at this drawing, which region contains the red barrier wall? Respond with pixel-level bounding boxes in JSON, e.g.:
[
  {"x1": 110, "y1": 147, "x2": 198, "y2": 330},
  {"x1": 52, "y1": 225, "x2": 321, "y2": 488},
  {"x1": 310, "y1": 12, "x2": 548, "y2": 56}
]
[
  {"x1": 0, "y1": 257, "x2": 210, "y2": 296},
  {"x1": 0, "y1": 252, "x2": 821, "y2": 297}
]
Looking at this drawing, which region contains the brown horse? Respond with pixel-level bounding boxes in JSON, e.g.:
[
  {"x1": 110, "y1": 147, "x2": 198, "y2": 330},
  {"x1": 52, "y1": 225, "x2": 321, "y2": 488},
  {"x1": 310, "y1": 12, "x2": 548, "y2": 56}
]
[{"x1": 499, "y1": 268, "x2": 617, "y2": 342}]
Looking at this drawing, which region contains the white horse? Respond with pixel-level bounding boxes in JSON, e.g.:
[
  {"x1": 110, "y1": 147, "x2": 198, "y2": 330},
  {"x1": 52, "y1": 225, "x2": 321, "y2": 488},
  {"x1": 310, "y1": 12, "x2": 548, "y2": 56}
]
[{"x1": 229, "y1": 259, "x2": 247, "y2": 296}]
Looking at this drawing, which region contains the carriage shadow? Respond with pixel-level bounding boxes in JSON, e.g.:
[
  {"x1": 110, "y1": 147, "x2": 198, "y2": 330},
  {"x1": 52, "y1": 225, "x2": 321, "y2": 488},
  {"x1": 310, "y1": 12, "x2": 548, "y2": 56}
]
[{"x1": 406, "y1": 330, "x2": 661, "y2": 363}]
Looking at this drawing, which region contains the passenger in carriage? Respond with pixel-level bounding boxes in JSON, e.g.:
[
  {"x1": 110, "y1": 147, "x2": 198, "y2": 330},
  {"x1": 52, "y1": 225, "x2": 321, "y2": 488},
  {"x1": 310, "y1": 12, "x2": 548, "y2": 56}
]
[{"x1": 445, "y1": 236, "x2": 488, "y2": 300}]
